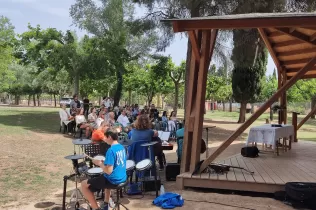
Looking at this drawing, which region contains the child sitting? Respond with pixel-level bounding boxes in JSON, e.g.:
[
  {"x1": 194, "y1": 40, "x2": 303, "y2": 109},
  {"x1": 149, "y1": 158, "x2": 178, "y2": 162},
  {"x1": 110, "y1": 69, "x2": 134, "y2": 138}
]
[{"x1": 81, "y1": 127, "x2": 127, "y2": 210}]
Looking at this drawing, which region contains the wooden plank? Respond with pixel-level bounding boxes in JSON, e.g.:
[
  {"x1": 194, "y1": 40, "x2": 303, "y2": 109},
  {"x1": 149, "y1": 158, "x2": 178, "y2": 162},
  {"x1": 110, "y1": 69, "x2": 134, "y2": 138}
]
[
  {"x1": 278, "y1": 47, "x2": 316, "y2": 57},
  {"x1": 282, "y1": 70, "x2": 287, "y2": 124},
  {"x1": 242, "y1": 158, "x2": 266, "y2": 183},
  {"x1": 275, "y1": 27, "x2": 316, "y2": 46},
  {"x1": 287, "y1": 68, "x2": 316, "y2": 73},
  {"x1": 255, "y1": 158, "x2": 284, "y2": 184},
  {"x1": 181, "y1": 32, "x2": 201, "y2": 173},
  {"x1": 199, "y1": 57, "x2": 316, "y2": 173},
  {"x1": 310, "y1": 32, "x2": 316, "y2": 41},
  {"x1": 298, "y1": 105, "x2": 316, "y2": 129},
  {"x1": 188, "y1": 31, "x2": 201, "y2": 61},
  {"x1": 292, "y1": 112, "x2": 299, "y2": 142},
  {"x1": 171, "y1": 17, "x2": 316, "y2": 32},
  {"x1": 224, "y1": 159, "x2": 236, "y2": 181},
  {"x1": 289, "y1": 162, "x2": 316, "y2": 182},
  {"x1": 230, "y1": 157, "x2": 246, "y2": 182},
  {"x1": 182, "y1": 177, "x2": 284, "y2": 193},
  {"x1": 236, "y1": 156, "x2": 255, "y2": 182},
  {"x1": 248, "y1": 158, "x2": 275, "y2": 184},
  {"x1": 273, "y1": 39, "x2": 304, "y2": 48},
  {"x1": 282, "y1": 58, "x2": 311, "y2": 66},
  {"x1": 287, "y1": 74, "x2": 316, "y2": 79},
  {"x1": 190, "y1": 30, "x2": 211, "y2": 172}
]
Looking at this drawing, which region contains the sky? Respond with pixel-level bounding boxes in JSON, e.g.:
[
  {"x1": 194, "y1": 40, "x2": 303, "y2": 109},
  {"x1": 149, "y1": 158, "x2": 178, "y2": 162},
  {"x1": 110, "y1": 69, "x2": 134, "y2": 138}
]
[{"x1": 1, "y1": 0, "x2": 276, "y2": 75}]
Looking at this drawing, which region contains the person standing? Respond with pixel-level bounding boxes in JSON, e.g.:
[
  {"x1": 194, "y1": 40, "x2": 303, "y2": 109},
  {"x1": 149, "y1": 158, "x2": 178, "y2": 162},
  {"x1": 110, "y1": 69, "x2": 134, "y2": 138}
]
[
  {"x1": 83, "y1": 97, "x2": 90, "y2": 116},
  {"x1": 70, "y1": 94, "x2": 82, "y2": 115}
]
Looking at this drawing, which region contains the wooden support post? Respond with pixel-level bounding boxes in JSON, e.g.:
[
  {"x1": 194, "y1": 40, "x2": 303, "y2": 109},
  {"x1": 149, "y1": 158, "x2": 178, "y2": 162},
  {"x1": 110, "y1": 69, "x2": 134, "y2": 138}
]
[
  {"x1": 292, "y1": 112, "x2": 299, "y2": 142},
  {"x1": 282, "y1": 70, "x2": 288, "y2": 124},
  {"x1": 181, "y1": 30, "x2": 201, "y2": 173},
  {"x1": 199, "y1": 57, "x2": 316, "y2": 173},
  {"x1": 297, "y1": 105, "x2": 316, "y2": 130},
  {"x1": 190, "y1": 30, "x2": 212, "y2": 172}
]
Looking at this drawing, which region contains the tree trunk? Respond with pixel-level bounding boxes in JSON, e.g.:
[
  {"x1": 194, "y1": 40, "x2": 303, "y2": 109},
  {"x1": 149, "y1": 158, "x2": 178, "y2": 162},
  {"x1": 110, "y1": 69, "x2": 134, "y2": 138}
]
[
  {"x1": 238, "y1": 102, "x2": 247, "y2": 123},
  {"x1": 157, "y1": 94, "x2": 161, "y2": 108},
  {"x1": 222, "y1": 101, "x2": 225, "y2": 111},
  {"x1": 15, "y1": 95, "x2": 19, "y2": 105},
  {"x1": 53, "y1": 94, "x2": 57, "y2": 107},
  {"x1": 229, "y1": 99, "x2": 232, "y2": 112},
  {"x1": 74, "y1": 72, "x2": 79, "y2": 95},
  {"x1": 162, "y1": 96, "x2": 165, "y2": 109},
  {"x1": 28, "y1": 95, "x2": 31, "y2": 106},
  {"x1": 174, "y1": 83, "x2": 179, "y2": 112},
  {"x1": 114, "y1": 68, "x2": 123, "y2": 106},
  {"x1": 311, "y1": 95, "x2": 316, "y2": 119},
  {"x1": 37, "y1": 94, "x2": 40, "y2": 106},
  {"x1": 33, "y1": 94, "x2": 36, "y2": 106},
  {"x1": 251, "y1": 103, "x2": 255, "y2": 114},
  {"x1": 270, "y1": 106, "x2": 273, "y2": 121},
  {"x1": 128, "y1": 89, "x2": 132, "y2": 105}
]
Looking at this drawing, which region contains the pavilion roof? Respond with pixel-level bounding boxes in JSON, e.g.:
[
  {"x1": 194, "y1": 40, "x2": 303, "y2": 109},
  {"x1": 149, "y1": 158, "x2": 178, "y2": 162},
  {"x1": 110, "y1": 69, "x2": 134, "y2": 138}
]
[{"x1": 164, "y1": 12, "x2": 316, "y2": 80}]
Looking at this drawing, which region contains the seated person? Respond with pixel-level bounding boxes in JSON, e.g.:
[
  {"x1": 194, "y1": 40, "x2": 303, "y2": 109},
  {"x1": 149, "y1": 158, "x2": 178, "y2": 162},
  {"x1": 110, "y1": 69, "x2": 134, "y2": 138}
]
[
  {"x1": 91, "y1": 121, "x2": 110, "y2": 142},
  {"x1": 117, "y1": 109, "x2": 130, "y2": 127},
  {"x1": 59, "y1": 104, "x2": 75, "y2": 134},
  {"x1": 75, "y1": 109, "x2": 91, "y2": 137},
  {"x1": 95, "y1": 111, "x2": 105, "y2": 129},
  {"x1": 88, "y1": 107, "x2": 98, "y2": 129},
  {"x1": 131, "y1": 114, "x2": 165, "y2": 170},
  {"x1": 81, "y1": 128, "x2": 127, "y2": 210},
  {"x1": 176, "y1": 124, "x2": 206, "y2": 164},
  {"x1": 108, "y1": 112, "x2": 116, "y2": 127}
]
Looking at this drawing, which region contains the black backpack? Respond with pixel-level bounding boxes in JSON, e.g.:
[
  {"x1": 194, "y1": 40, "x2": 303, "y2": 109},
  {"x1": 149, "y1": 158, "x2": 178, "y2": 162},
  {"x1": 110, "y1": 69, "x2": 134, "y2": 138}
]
[{"x1": 241, "y1": 146, "x2": 259, "y2": 158}]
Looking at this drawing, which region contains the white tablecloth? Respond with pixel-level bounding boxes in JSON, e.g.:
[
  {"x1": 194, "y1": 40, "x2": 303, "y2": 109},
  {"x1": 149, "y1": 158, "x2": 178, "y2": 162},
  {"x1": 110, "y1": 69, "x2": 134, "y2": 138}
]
[{"x1": 246, "y1": 124, "x2": 294, "y2": 149}]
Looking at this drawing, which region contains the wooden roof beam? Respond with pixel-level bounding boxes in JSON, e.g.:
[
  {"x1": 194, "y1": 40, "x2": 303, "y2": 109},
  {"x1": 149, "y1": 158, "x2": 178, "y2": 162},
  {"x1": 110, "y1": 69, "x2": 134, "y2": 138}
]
[
  {"x1": 273, "y1": 40, "x2": 304, "y2": 48},
  {"x1": 287, "y1": 67, "x2": 316, "y2": 73},
  {"x1": 282, "y1": 58, "x2": 311, "y2": 66},
  {"x1": 188, "y1": 31, "x2": 201, "y2": 61},
  {"x1": 199, "y1": 56, "x2": 316, "y2": 173},
  {"x1": 258, "y1": 28, "x2": 284, "y2": 75},
  {"x1": 310, "y1": 32, "x2": 316, "y2": 42},
  {"x1": 170, "y1": 16, "x2": 316, "y2": 32},
  {"x1": 287, "y1": 74, "x2": 316, "y2": 79},
  {"x1": 275, "y1": 28, "x2": 316, "y2": 46},
  {"x1": 277, "y1": 47, "x2": 316, "y2": 57}
]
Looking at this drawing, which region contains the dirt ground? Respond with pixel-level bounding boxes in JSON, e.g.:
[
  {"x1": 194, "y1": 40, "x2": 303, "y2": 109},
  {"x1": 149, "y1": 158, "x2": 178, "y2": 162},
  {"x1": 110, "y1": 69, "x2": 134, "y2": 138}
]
[{"x1": 0, "y1": 107, "x2": 296, "y2": 210}]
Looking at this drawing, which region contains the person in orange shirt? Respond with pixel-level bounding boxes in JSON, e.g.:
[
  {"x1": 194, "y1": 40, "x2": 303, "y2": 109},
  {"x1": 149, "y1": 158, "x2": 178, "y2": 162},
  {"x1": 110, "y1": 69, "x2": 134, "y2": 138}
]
[{"x1": 92, "y1": 121, "x2": 110, "y2": 142}]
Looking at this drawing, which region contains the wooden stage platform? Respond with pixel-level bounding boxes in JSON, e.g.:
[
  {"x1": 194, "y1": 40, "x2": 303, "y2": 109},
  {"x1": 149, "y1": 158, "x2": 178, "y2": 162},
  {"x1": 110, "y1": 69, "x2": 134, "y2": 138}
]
[{"x1": 176, "y1": 141, "x2": 316, "y2": 193}]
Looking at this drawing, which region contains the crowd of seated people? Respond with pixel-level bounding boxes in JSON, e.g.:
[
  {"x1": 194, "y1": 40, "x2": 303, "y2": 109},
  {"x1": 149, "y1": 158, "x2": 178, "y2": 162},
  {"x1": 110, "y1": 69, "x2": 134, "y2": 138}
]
[{"x1": 59, "y1": 97, "x2": 183, "y2": 168}]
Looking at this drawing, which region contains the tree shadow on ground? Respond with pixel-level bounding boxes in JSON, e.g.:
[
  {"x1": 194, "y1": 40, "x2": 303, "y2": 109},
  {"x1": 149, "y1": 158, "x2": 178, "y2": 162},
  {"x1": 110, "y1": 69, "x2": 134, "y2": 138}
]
[{"x1": 0, "y1": 110, "x2": 60, "y2": 134}]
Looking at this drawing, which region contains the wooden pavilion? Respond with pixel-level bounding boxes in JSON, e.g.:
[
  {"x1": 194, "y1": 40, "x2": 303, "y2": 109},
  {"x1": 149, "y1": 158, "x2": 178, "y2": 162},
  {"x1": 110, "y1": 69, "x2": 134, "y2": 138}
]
[{"x1": 164, "y1": 13, "x2": 316, "y2": 192}]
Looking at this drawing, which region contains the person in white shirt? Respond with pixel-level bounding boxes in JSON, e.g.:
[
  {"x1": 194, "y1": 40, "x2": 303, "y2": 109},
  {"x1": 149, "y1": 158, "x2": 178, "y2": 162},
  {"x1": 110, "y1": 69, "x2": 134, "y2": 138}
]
[
  {"x1": 59, "y1": 104, "x2": 75, "y2": 134},
  {"x1": 117, "y1": 109, "x2": 130, "y2": 127},
  {"x1": 95, "y1": 111, "x2": 105, "y2": 129},
  {"x1": 88, "y1": 107, "x2": 98, "y2": 128}
]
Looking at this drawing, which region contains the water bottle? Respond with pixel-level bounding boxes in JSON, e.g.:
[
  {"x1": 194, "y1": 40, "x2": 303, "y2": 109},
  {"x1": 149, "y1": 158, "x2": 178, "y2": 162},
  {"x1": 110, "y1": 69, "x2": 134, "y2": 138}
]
[{"x1": 160, "y1": 184, "x2": 165, "y2": 195}]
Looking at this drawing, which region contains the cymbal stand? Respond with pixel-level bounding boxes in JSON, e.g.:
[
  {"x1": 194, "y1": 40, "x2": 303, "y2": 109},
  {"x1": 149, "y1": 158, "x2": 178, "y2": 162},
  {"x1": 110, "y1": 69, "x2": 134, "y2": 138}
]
[{"x1": 62, "y1": 159, "x2": 88, "y2": 210}]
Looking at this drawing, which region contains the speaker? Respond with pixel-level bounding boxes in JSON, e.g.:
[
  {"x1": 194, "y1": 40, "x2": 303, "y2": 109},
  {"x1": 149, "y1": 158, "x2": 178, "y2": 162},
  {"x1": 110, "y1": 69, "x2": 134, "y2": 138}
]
[
  {"x1": 166, "y1": 163, "x2": 180, "y2": 181},
  {"x1": 141, "y1": 176, "x2": 161, "y2": 192}
]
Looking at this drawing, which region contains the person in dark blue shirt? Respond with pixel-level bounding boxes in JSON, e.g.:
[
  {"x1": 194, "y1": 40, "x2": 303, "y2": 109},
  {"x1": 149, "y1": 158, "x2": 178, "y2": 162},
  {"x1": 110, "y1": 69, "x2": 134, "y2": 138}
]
[{"x1": 81, "y1": 128, "x2": 127, "y2": 210}]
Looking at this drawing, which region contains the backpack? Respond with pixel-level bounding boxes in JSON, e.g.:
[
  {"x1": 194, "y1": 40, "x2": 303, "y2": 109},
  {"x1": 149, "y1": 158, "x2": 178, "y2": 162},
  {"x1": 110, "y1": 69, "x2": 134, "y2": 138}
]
[
  {"x1": 241, "y1": 146, "x2": 259, "y2": 158},
  {"x1": 200, "y1": 139, "x2": 206, "y2": 154}
]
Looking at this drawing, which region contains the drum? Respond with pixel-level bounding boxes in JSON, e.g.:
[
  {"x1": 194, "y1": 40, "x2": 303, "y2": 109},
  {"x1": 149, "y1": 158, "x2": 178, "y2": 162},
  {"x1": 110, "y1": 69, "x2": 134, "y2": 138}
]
[
  {"x1": 93, "y1": 155, "x2": 105, "y2": 161},
  {"x1": 126, "y1": 160, "x2": 135, "y2": 172},
  {"x1": 86, "y1": 167, "x2": 103, "y2": 178},
  {"x1": 135, "y1": 159, "x2": 152, "y2": 171}
]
